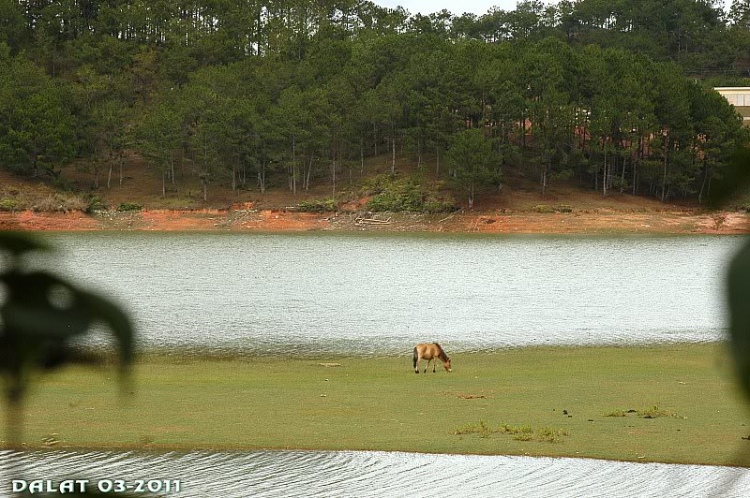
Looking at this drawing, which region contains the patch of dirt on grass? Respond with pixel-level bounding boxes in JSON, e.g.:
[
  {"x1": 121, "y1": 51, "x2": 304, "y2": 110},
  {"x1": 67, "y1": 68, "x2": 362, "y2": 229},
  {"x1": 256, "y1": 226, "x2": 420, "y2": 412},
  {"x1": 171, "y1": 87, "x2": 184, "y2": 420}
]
[{"x1": 445, "y1": 391, "x2": 494, "y2": 400}]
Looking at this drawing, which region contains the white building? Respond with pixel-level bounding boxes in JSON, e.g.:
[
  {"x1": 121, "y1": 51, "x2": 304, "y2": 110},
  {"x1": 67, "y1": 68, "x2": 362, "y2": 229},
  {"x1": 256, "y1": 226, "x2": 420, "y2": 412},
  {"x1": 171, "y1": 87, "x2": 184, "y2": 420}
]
[{"x1": 714, "y1": 87, "x2": 750, "y2": 125}]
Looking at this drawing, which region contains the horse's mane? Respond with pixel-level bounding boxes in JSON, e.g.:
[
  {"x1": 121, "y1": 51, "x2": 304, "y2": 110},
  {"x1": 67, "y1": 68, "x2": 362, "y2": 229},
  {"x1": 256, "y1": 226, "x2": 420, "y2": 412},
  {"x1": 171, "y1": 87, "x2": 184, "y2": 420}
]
[{"x1": 433, "y1": 343, "x2": 449, "y2": 361}]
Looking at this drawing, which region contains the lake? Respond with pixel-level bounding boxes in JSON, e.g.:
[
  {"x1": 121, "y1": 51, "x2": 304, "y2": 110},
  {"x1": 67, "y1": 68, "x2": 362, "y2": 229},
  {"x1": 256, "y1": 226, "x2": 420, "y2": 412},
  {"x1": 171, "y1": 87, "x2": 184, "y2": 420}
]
[{"x1": 37, "y1": 232, "x2": 743, "y2": 355}]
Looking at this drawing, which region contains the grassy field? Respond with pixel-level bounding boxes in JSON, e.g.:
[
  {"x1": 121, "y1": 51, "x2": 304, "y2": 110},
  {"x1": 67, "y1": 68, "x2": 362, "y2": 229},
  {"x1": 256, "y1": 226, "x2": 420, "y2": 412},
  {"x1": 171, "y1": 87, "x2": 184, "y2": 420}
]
[{"x1": 3, "y1": 343, "x2": 750, "y2": 466}]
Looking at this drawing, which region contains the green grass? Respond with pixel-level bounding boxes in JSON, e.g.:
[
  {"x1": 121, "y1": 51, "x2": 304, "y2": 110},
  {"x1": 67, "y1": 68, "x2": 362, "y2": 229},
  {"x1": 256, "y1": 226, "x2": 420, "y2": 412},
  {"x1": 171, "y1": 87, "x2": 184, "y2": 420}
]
[
  {"x1": 605, "y1": 405, "x2": 683, "y2": 419},
  {"x1": 453, "y1": 421, "x2": 569, "y2": 442},
  {"x1": 3, "y1": 343, "x2": 750, "y2": 466}
]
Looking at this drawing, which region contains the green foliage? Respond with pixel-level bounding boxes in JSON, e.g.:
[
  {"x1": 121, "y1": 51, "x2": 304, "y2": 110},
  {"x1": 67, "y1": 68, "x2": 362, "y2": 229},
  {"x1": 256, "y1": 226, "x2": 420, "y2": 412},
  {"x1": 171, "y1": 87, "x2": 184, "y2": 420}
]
[
  {"x1": 422, "y1": 199, "x2": 458, "y2": 214},
  {"x1": 297, "y1": 198, "x2": 337, "y2": 213},
  {"x1": 0, "y1": 232, "x2": 135, "y2": 406},
  {"x1": 604, "y1": 409, "x2": 628, "y2": 417},
  {"x1": 367, "y1": 181, "x2": 423, "y2": 212},
  {"x1": 532, "y1": 204, "x2": 556, "y2": 214},
  {"x1": 0, "y1": 1, "x2": 747, "y2": 206},
  {"x1": 453, "y1": 420, "x2": 570, "y2": 443},
  {"x1": 87, "y1": 195, "x2": 107, "y2": 213},
  {"x1": 365, "y1": 176, "x2": 456, "y2": 213},
  {"x1": 0, "y1": 54, "x2": 78, "y2": 176},
  {"x1": 532, "y1": 204, "x2": 573, "y2": 213},
  {"x1": 728, "y1": 237, "x2": 750, "y2": 398},
  {"x1": 447, "y1": 129, "x2": 501, "y2": 208},
  {"x1": 638, "y1": 405, "x2": 678, "y2": 419},
  {"x1": 0, "y1": 198, "x2": 19, "y2": 211},
  {"x1": 117, "y1": 202, "x2": 143, "y2": 212},
  {"x1": 604, "y1": 406, "x2": 682, "y2": 419}
]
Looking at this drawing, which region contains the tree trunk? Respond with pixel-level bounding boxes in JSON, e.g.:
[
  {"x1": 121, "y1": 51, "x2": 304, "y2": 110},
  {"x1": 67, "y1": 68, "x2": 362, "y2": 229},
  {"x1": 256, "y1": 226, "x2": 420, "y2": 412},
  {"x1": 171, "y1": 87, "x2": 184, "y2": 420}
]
[
  {"x1": 620, "y1": 155, "x2": 626, "y2": 194},
  {"x1": 542, "y1": 168, "x2": 547, "y2": 197},
  {"x1": 107, "y1": 161, "x2": 113, "y2": 189},
  {"x1": 331, "y1": 134, "x2": 338, "y2": 200},
  {"x1": 305, "y1": 154, "x2": 314, "y2": 191},
  {"x1": 162, "y1": 169, "x2": 166, "y2": 198},
  {"x1": 202, "y1": 177, "x2": 207, "y2": 201},
  {"x1": 360, "y1": 134, "x2": 364, "y2": 177},
  {"x1": 391, "y1": 135, "x2": 396, "y2": 175},
  {"x1": 633, "y1": 136, "x2": 641, "y2": 195},
  {"x1": 373, "y1": 122, "x2": 377, "y2": 156},
  {"x1": 698, "y1": 161, "x2": 709, "y2": 203},
  {"x1": 292, "y1": 136, "x2": 297, "y2": 195},
  {"x1": 661, "y1": 146, "x2": 668, "y2": 202},
  {"x1": 436, "y1": 146, "x2": 440, "y2": 179},
  {"x1": 259, "y1": 160, "x2": 266, "y2": 194},
  {"x1": 417, "y1": 136, "x2": 422, "y2": 168}
]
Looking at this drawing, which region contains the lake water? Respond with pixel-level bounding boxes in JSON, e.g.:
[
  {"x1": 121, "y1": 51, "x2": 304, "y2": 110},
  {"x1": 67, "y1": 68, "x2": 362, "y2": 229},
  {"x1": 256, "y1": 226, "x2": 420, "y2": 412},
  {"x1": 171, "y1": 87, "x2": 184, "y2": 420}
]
[
  {"x1": 36, "y1": 232, "x2": 743, "y2": 355},
  {"x1": 1, "y1": 450, "x2": 749, "y2": 498},
  {"x1": 6, "y1": 233, "x2": 748, "y2": 497}
]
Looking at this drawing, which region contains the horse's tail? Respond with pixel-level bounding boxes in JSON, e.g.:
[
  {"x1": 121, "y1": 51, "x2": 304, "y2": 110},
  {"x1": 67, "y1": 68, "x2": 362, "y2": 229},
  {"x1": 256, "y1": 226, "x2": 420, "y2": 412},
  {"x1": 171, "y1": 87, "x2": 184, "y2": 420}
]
[{"x1": 413, "y1": 347, "x2": 418, "y2": 370}]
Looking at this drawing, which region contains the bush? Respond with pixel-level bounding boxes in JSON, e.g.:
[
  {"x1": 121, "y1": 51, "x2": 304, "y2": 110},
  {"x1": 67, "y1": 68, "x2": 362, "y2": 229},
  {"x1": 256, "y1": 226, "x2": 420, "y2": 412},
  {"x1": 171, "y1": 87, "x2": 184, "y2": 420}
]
[
  {"x1": 297, "y1": 198, "x2": 336, "y2": 213},
  {"x1": 422, "y1": 199, "x2": 458, "y2": 213},
  {"x1": 368, "y1": 185, "x2": 422, "y2": 212},
  {"x1": 87, "y1": 196, "x2": 108, "y2": 213},
  {"x1": 118, "y1": 202, "x2": 143, "y2": 212},
  {"x1": 365, "y1": 176, "x2": 456, "y2": 213},
  {"x1": 532, "y1": 204, "x2": 556, "y2": 214},
  {"x1": 360, "y1": 174, "x2": 394, "y2": 195},
  {"x1": 0, "y1": 199, "x2": 19, "y2": 211},
  {"x1": 532, "y1": 204, "x2": 572, "y2": 214},
  {"x1": 32, "y1": 194, "x2": 87, "y2": 212}
]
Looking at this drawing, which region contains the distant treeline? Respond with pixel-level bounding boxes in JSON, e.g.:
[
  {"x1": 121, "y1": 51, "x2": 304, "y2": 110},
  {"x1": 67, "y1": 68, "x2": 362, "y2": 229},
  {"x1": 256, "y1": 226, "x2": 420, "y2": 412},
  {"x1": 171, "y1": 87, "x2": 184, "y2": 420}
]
[{"x1": 1, "y1": 0, "x2": 750, "y2": 204}]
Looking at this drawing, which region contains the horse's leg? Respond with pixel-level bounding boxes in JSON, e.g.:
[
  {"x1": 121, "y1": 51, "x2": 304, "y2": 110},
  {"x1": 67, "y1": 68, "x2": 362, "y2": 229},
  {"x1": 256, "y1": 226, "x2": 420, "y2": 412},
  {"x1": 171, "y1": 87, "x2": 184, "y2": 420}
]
[
  {"x1": 423, "y1": 358, "x2": 428, "y2": 374},
  {"x1": 433, "y1": 358, "x2": 437, "y2": 373},
  {"x1": 413, "y1": 348, "x2": 419, "y2": 374}
]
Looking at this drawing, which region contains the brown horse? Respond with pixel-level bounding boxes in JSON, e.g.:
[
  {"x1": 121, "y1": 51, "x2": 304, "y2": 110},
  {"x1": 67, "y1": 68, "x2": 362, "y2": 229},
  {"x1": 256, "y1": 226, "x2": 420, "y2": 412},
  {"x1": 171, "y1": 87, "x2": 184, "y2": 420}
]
[{"x1": 413, "y1": 343, "x2": 451, "y2": 374}]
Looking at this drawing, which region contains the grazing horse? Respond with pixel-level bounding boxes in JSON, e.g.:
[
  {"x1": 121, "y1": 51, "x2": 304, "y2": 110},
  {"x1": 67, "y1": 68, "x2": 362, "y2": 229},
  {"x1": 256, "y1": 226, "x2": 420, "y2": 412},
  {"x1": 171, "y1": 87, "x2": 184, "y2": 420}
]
[{"x1": 413, "y1": 343, "x2": 452, "y2": 374}]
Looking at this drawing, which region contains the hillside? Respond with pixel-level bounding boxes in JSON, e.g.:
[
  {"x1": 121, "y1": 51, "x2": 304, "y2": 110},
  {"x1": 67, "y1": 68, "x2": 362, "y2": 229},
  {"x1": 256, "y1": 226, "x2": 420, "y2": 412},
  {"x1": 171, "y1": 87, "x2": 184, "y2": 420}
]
[
  {"x1": 2, "y1": 151, "x2": 750, "y2": 235},
  {"x1": 2, "y1": 151, "x2": 694, "y2": 214}
]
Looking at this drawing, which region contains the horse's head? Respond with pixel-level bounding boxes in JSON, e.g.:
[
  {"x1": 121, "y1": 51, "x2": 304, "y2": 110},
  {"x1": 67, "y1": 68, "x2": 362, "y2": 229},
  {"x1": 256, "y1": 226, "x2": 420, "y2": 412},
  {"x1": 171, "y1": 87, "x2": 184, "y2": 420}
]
[{"x1": 444, "y1": 357, "x2": 452, "y2": 372}]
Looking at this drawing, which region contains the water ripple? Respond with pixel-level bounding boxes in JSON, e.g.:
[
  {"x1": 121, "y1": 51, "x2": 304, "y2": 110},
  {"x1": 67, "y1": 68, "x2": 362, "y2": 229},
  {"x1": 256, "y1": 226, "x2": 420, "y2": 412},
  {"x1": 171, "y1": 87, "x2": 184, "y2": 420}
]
[
  {"x1": 1, "y1": 450, "x2": 748, "y2": 497},
  {"x1": 32, "y1": 234, "x2": 741, "y2": 356}
]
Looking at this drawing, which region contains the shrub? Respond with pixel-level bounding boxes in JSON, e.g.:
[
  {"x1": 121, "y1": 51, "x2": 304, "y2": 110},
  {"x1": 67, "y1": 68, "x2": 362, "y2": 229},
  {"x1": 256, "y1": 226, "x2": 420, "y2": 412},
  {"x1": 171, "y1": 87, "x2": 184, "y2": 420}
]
[
  {"x1": 604, "y1": 409, "x2": 628, "y2": 417},
  {"x1": 87, "y1": 196, "x2": 108, "y2": 213},
  {"x1": 0, "y1": 199, "x2": 19, "y2": 211},
  {"x1": 364, "y1": 176, "x2": 456, "y2": 213},
  {"x1": 422, "y1": 200, "x2": 458, "y2": 213},
  {"x1": 532, "y1": 204, "x2": 573, "y2": 214},
  {"x1": 118, "y1": 202, "x2": 143, "y2": 212},
  {"x1": 532, "y1": 204, "x2": 556, "y2": 214},
  {"x1": 32, "y1": 194, "x2": 87, "y2": 212},
  {"x1": 297, "y1": 198, "x2": 336, "y2": 213},
  {"x1": 360, "y1": 174, "x2": 394, "y2": 195},
  {"x1": 453, "y1": 421, "x2": 569, "y2": 443}
]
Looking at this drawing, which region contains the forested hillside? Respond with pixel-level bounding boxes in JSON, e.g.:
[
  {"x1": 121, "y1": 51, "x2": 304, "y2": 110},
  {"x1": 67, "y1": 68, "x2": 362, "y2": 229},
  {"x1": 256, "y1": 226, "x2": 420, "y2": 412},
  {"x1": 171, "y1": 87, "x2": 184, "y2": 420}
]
[{"x1": 2, "y1": 0, "x2": 750, "y2": 211}]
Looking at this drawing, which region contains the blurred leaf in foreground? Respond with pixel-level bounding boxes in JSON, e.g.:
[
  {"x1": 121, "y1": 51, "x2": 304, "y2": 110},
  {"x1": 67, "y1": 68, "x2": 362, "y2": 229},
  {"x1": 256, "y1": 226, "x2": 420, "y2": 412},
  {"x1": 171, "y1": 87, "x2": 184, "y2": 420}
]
[
  {"x1": 0, "y1": 231, "x2": 135, "y2": 439},
  {"x1": 709, "y1": 148, "x2": 750, "y2": 209},
  {"x1": 729, "y1": 238, "x2": 750, "y2": 397}
]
